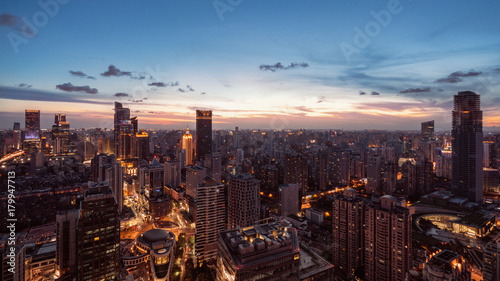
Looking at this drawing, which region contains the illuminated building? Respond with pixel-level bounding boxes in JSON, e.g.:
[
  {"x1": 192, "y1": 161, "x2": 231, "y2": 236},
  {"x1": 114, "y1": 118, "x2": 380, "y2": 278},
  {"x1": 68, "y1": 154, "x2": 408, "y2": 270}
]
[
  {"x1": 421, "y1": 120, "x2": 435, "y2": 141},
  {"x1": 77, "y1": 183, "x2": 120, "y2": 280},
  {"x1": 284, "y1": 151, "x2": 308, "y2": 195},
  {"x1": 331, "y1": 188, "x2": 363, "y2": 278},
  {"x1": 364, "y1": 195, "x2": 411, "y2": 281},
  {"x1": 52, "y1": 113, "x2": 70, "y2": 154},
  {"x1": 422, "y1": 250, "x2": 469, "y2": 281},
  {"x1": 56, "y1": 209, "x2": 79, "y2": 279},
  {"x1": 114, "y1": 102, "x2": 137, "y2": 160},
  {"x1": 164, "y1": 161, "x2": 181, "y2": 188},
  {"x1": 25, "y1": 109, "x2": 40, "y2": 140},
  {"x1": 216, "y1": 221, "x2": 300, "y2": 281},
  {"x1": 182, "y1": 127, "x2": 194, "y2": 166},
  {"x1": 196, "y1": 110, "x2": 212, "y2": 162},
  {"x1": 138, "y1": 158, "x2": 171, "y2": 219},
  {"x1": 279, "y1": 183, "x2": 301, "y2": 218},
  {"x1": 13, "y1": 122, "x2": 21, "y2": 150},
  {"x1": 258, "y1": 165, "x2": 279, "y2": 190},
  {"x1": 305, "y1": 207, "x2": 324, "y2": 225},
  {"x1": 366, "y1": 154, "x2": 383, "y2": 194},
  {"x1": 328, "y1": 147, "x2": 350, "y2": 187},
  {"x1": 186, "y1": 166, "x2": 207, "y2": 199},
  {"x1": 195, "y1": 176, "x2": 225, "y2": 264},
  {"x1": 122, "y1": 229, "x2": 175, "y2": 281},
  {"x1": 484, "y1": 236, "x2": 500, "y2": 281},
  {"x1": 205, "y1": 152, "x2": 222, "y2": 183},
  {"x1": 133, "y1": 129, "x2": 149, "y2": 162},
  {"x1": 452, "y1": 91, "x2": 483, "y2": 203},
  {"x1": 228, "y1": 174, "x2": 260, "y2": 229}
]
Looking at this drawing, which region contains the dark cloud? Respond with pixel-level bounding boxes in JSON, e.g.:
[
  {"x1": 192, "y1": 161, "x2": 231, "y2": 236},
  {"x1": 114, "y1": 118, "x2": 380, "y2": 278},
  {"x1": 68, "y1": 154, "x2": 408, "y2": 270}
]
[
  {"x1": 56, "y1": 83, "x2": 98, "y2": 94},
  {"x1": 129, "y1": 99, "x2": 143, "y2": 103},
  {"x1": 186, "y1": 85, "x2": 194, "y2": 92},
  {"x1": 0, "y1": 86, "x2": 109, "y2": 105},
  {"x1": 69, "y1": 70, "x2": 95, "y2": 79},
  {"x1": 371, "y1": 91, "x2": 380, "y2": 95},
  {"x1": 400, "y1": 87, "x2": 432, "y2": 94},
  {"x1": 317, "y1": 96, "x2": 326, "y2": 103},
  {"x1": 177, "y1": 88, "x2": 186, "y2": 93},
  {"x1": 100, "y1": 65, "x2": 132, "y2": 77},
  {"x1": 201, "y1": 92, "x2": 206, "y2": 95},
  {"x1": 149, "y1": 82, "x2": 167, "y2": 87},
  {"x1": 438, "y1": 89, "x2": 444, "y2": 92},
  {"x1": 114, "y1": 93, "x2": 128, "y2": 97},
  {"x1": 16, "y1": 83, "x2": 31, "y2": 88},
  {"x1": 259, "y1": 62, "x2": 309, "y2": 72},
  {"x1": 131, "y1": 75, "x2": 145, "y2": 80},
  {"x1": 436, "y1": 70, "x2": 483, "y2": 83},
  {"x1": 171, "y1": 81, "x2": 179, "y2": 87},
  {"x1": 0, "y1": 13, "x2": 35, "y2": 36},
  {"x1": 359, "y1": 91, "x2": 366, "y2": 95}
]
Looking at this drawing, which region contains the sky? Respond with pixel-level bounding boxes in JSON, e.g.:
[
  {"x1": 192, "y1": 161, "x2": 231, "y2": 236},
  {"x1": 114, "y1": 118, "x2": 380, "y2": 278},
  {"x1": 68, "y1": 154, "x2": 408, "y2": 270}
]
[{"x1": 0, "y1": 0, "x2": 499, "y2": 131}]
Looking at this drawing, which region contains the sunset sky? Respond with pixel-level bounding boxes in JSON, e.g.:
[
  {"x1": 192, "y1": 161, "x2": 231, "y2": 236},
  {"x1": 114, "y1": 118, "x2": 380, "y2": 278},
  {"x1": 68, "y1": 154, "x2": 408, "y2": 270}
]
[{"x1": 1, "y1": 0, "x2": 499, "y2": 130}]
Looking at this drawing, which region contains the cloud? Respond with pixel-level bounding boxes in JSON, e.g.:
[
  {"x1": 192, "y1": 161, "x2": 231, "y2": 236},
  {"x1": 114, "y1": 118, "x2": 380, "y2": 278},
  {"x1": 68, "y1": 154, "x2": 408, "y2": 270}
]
[
  {"x1": 56, "y1": 83, "x2": 98, "y2": 94},
  {"x1": 186, "y1": 85, "x2": 194, "y2": 92},
  {"x1": 114, "y1": 93, "x2": 129, "y2": 97},
  {"x1": 0, "y1": 13, "x2": 35, "y2": 36},
  {"x1": 371, "y1": 91, "x2": 380, "y2": 95},
  {"x1": 69, "y1": 70, "x2": 95, "y2": 79},
  {"x1": 400, "y1": 87, "x2": 432, "y2": 94},
  {"x1": 294, "y1": 106, "x2": 314, "y2": 113},
  {"x1": 259, "y1": 62, "x2": 309, "y2": 72},
  {"x1": 201, "y1": 92, "x2": 206, "y2": 95},
  {"x1": 131, "y1": 75, "x2": 145, "y2": 80},
  {"x1": 16, "y1": 83, "x2": 31, "y2": 88},
  {"x1": 0, "y1": 86, "x2": 109, "y2": 105},
  {"x1": 317, "y1": 96, "x2": 326, "y2": 103},
  {"x1": 148, "y1": 81, "x2": 179, "y2": 87},
  {"x1": 436, "y1": 70, "x2": 483, "y2": 83},
  {"x1": 177, "y1": 88, "x2": 186, "y2": 93},
  {"x1": 359, "y1": 91, "x2": 366, "y2": 95},
  {"x1": 129, "y1": 99, "x2": 143, "y2": 103},
  {"x1": 219, "y1": 80, "x2": 231, "y2": 88},
  {"x1": 100, "y1": 65, "x2": 132, "y2": 77}
]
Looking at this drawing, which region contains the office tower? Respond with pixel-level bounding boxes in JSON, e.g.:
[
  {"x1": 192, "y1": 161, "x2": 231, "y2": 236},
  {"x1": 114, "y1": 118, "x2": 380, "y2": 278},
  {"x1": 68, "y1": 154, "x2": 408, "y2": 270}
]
[
  {"x1": 1, "y1": 245, "x2": 25, "y2": 281},
  {"x1": 421, "y1": 120, "x2": 434, "y2": 141},
  {"x1": 13, "y1": 122, "x2": 20, "y2": 131},
  {"x1": 90, "y1": 153, "x2": 116, "y2": 182},
  {"x1": 332, "y1": 188, "x2": 364, "y2": 278},
  {"x1": 56, "y1": 209, "x2": 79, "y2": 278},
  {"x1": 452, "y1": 91, "x2": 483, "y2": 202},
  {"x1": 216, "y1": 221, "x2": 300, "y2": 281},
  {"x1": 205, "y1": 152, "x2": 222, "y2": 183},
  {"x1": 279, "y1": 183, "x2": 301, "y2": 218},
  {"x1": 123, "y1": 229, "x2": 175, "y2": 280},
  {"x1": 25, "y1": 109, "x2": 40, "y2": 140},
  {"x1": 52, "y1": 113, "x2": 70, "y2": 154},
  {"x1": 423, "y1": 250, "x2": 470, "y2": 281},
  {"x1": 284, "y1": 151, "x2": 308, "y2": 195},
  {"x1": 164, "y1": 161, "x2": 181, "y2": 187},
  {"x1": 364, "y1": 195, "x2": 411, "y2": 281},
  {"x1": 185, "y1": 166, "x2": 207, "y2": 199},
  {"x1": 182, "y1": 127, "x2": 194, "y2": 166},
  {"x1": 196, "y1": 110, "x2": 212, "y2": 162},
  {"x1": 195, "y1": 176, "x2": 225, "y2": 264},
  {"x1": 366, "y1": 154, "x2": 383, "y2": 194},
  {"x1": 108, "y1": 162, "x2": 124, "y2": 213},
  {"x1": 77, "y1": 183, "x2": 120, "y2": 280},
  {"x1": 133, "y1": 129, "x2": 149, "y2": 162},
  {"x1": 228, "y1": 174, "x2": 260, "y2": 229},
  {"x1": 114, "y1": 102, "x2": 135, "y2": 160},
  {"x1": 484, "y1": 236, "x2": 500, "y2": 281}
]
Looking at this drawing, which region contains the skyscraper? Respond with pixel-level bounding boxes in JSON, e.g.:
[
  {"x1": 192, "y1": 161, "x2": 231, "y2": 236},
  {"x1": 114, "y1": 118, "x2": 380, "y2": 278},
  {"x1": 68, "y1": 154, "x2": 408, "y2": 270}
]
[
  {"x1": 77, "y1": 183, "x2": 120, "y2": 280},
  {"x1": 114, "y1": 102, "x2": 135, "y2": 160},
  {"x1": 332, "y1": 188, "x2": 364, "y2": 278},
  {"x1": 421, "y1": 120, "x2": 434, "y2": 141},
  {"x1": 452, "y1": 91, "x2": 483, "y2": 202},
  {"x1": 56, "y1": 209, "x2": 79, "y2": 278},
  {"x1": 196, "y1": 110, "x2": 212, "y2": 162},
  {"x1": 52, "y1": 113, "x2": 70, "y2": 154},
  {"x1": 25, "y1": 109, "x2": 40, "y2": 140},
  {"x1": 364, "y1": 195, "x2": 411, "y2": 281},
  {"x1": 195, "y1": 176, "x2": 225, "y2": 264},
  {"x1": 182, "y1": 127, "x2": 194, "y2": 166},
  {"x1": 228, "y1": 174, "x2": 260, "y2": 229},
  {"x1": 284, "y1": 151, "x2": 308, "y2": 195}
]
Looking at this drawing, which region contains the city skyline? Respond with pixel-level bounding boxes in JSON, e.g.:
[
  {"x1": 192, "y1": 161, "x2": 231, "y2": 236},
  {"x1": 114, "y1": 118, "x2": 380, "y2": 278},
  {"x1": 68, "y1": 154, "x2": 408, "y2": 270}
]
[{"x1": 1, "y1": 1, "x2": 500, "y2": 130}]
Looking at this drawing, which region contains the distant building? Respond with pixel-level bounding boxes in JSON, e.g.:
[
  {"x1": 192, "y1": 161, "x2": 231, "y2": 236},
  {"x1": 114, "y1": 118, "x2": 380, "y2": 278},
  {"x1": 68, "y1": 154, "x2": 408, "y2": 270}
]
[
  {"x1": 422, "y1": 250, "x2": 470, "y2": 281},
  {"x1": 25, "y1": 109, "x2": 40, "y2": 140},
  {"x1": 284, "y1": 152, "x2": 308, "y2": 195},
  {"x1": 164, "y1": 161, "x2": 181, "y2": 188},
  {"x1": 182, "y1": 128, "x2": 194, "y2": 166},
  {"x1": 305, "y1": 208, "x2": 324, "y2": 225},
  {"x1": 452, "y1": 91, "x2": 483, "y2": 203},
  {"x1": 196, "y1": 110, "x2": 212, "y2": 162},
  {"x1": 133, "y1": 129, "x2": 149, "y2": 162},
  {"x1": 279, "y1": 183, "x2": 301, "y2": 218},
  {"x1": 228, "y1": 174, "x2": 261, "y2": 229},
  {"x1": 52, "y1": 113, "x2": 70, "y2": 154},
  {"x1": 216, "y1": 221, "x2": 300, "y2": 281},
  {"x1": 421, "y1": 120, "x2": 435, "y2": 141}
]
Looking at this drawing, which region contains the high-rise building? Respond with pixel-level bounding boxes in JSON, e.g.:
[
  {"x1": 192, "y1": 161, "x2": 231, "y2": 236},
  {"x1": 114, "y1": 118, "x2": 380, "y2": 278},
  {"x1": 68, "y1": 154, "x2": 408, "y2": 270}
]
[
  {"x1": 284, "y1": 151, "x2": 308, "y2": 195},
  {"x1": 52, "y1": 113, "x2": 70, "y2": 154},
  {"x1": 108, "y1": 162, "x2": 124, "y2": 214},
  {"x1": 216, "y1": 221, "x2": 300, "y2": 281},
  {"x1": 484, "y1": 236, "x2": 500, "y2": 281},
  {"x1": 331, "y1": 188, "x2": 364, "y2": 278},
  {"x1": 13, "y1": 122, "x2": 20, "y2": 131},
  {"x1": 196, "y1": 110, "x2": 212, "y2": 162},
  {"x1": 452, "y1": 91, "x2": 483, "y2": 202},
  {"x1": 77, "y1": 183, "x2": 120, "y2": 280},
  {"x1": 364, "y1": 195, "x2": 411, "y2": 281},
  {"x1": 133, "y1": 129, "x2": 149, "y2": 162},
  {"x1": 182, "y1": 127, "x2": 194, "y2": 166},
  {"x1": 164, "y1": 161, "x2": 181, "y2": 188},
  {"x1": 328, "y1": 148, "x2": 350, "y2": 187},
  {"x1": 205, "y1": 152, "x2": 222, "y2": 183},
  {"x1": 1, "y1": 245, "x2": 25, "y2": 281},
  {"x1": 228, "y1": 174, "x2": 260, "y2": 229},
  {"x1": 421, "y1": 120, "x2": 435, "y2": 141},
  {"x1": 185, "y1": 166, "x2": 207, "y2": 199},
  {"x1": 279, "y1": 183, "x2": 301, "y2": 218},
  {"x1": 56, "y1": 209, "x2": 79, "y2": 278},
  {"x1": 366, "y1": 154, "x2": 383, "y2": 194},
  {"x1": 25, "y1": 109, "x2": 40, "y2": 140},
  {"x1": 195, "y1": 176, "x2": 225, "y2": 264},
  {"x1": 114, "y1": 102, "x2": 136, "y2": 160}
]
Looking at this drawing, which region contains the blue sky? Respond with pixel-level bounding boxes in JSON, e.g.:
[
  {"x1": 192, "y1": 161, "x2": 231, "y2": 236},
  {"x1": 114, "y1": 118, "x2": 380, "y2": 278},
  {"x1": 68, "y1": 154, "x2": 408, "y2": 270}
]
[{"x1": 1, "y1": 0, "x2": 499, "y2": 130}]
